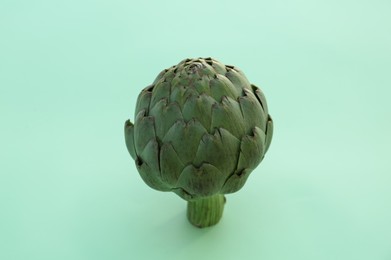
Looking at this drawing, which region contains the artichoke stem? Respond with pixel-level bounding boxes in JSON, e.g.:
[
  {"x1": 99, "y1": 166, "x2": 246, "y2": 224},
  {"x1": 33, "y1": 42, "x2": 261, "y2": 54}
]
[{"x1": 187, "y1": 194, "x2": 226, "y2": 228}]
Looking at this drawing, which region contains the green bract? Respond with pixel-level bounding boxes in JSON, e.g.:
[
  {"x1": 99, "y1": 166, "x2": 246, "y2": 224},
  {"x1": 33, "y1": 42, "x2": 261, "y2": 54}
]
[{"x1": 125, "y1": 58, "x2": 273, "y2": 227}]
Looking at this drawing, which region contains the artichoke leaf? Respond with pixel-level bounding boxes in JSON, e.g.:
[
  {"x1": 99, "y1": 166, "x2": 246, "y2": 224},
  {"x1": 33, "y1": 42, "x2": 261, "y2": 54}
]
[
  {"x1": 170, "y1": 72, "x2": 182, "y2": 89},
  {"x1": 134, "y1": 110, "x2": 157, "y2": 155},
  {"x1": 210, "y1": 96, "x2": 245, "y2": 138},
  {"x1": 220, "y1": 168, "x2": 252, "y2": 194},
  {"x1": 225, "y1": 69, "x2": 251, "y2": 91},
  {"x1": 170, "y1": 85, "x2": 188, "y2": 108},
  {"x1": 124, "y1": 120, "x2": 136, "y2": 159},
  {"x1": 183, "y1": 87, "x2": 201, "y2": 105},
  {"x1": 193, "y1": 75, "x2": 211, "y2": 95},
  {"x1": 161, "y1": 67, "x2": 176, "y2": 82},
  {"x1": 217, "y1": 74, "x2": 242, "y2": 98},
  {"x1": 252, "y1": 84, "x2": 269, "y2": 115},
  {"x1": 150, "y1": 81, "x2": 171, "y2": 110},
  {"x1": 162, "y1": 119, "x2": 207, "y2": 165},
  {"x1": 176, "y1": 163, "x2": 225, "y2": 197},
  {"x1": 137, "y1": 139, "x2": 170, "y2": 191},
  {"x1": 178, "y1": 69, "x2": 191, "y2": 85},
  {"x1": 210, "y1": 60, "x2": 227, "y2": 74},
  {"x1": 236, "y1": 127, "x2": 266, "y2": 171},
  {"x1": 194, "y1": 128, "x2": 240, "y2": 177},
  {"x1": 160, "y1": 142, "x2": 185, "y2": 187},
  {"x1": 182, "y1": 94, "x2": 215, "y2": 130},
  {"x1": 135, "y1": 87, "x2": 153, "y2": 116},
  {"x1": 149, "y1": 99, "x2": 183, "y2": 140},
  {"x1": 238, "y1": 92, "x2": 267, "y2": 132},
  {"x1": 172, "y1": 187, "x2": 195, "y2": 201},
  {"x1": 265, "y1": 116, "x2": 273, "y2": 153},
  {"x1": 153, "y1": 70, "x2": 166, "y2": 84},
  {"x1": 197, "y1": 61, "x2": 215, "y2": 77},
  {"x1": 231, "y1": 66, "x2": 246, "y2": 78},
  {"x1": 210, "y1": 74, "x2": 239, "y2": 101}
]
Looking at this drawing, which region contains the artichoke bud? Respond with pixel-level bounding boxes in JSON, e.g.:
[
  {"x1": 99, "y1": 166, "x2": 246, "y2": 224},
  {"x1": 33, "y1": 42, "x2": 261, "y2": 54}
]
[{"x1": 125, "y1": 58, "x2": 273, "y2": 227}]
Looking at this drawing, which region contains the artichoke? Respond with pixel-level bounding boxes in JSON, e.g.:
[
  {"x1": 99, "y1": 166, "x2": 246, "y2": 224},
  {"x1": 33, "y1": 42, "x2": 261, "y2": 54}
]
[{"x1": 125, "y1": 58, "x2": 273, "y2": 228}]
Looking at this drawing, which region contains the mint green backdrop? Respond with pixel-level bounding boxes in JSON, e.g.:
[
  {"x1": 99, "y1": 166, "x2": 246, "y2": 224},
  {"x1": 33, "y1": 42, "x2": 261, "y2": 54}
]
[{"x1": 1, "y1": 0, "x2": 390, "y2": 259}]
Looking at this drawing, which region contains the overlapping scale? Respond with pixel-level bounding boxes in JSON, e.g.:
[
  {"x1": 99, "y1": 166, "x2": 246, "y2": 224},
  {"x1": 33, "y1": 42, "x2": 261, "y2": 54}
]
[
  {"x1": 210, "y1": 96, "x2": 245, "y2": 139},
  {"x1": 176, "y1": 163, "x2": 225, "y2": 197},
  {"x1": 149, "y1": 99, "x2": 183, "y2": 141},
  {"x1": 182, "y1": 94, "x2": 215, "y2": 131},
  {"x1": 137, "y1": 139, "x2": 170, "y2": 191},
  {"x1": 133, "y1": 111, "x2": 156, "y2": 155},
  {"x1": 193, "y1": 128, "x2": 240, "y2": 178},
  {"x1": 162, "y1": 119, "x2": 207, "y2": 165},
  {"x1": 135, "y1": 87, "x2": 152, "y2": 115},
  {"x1": 160, "y1": 142, "x2": 185, "y2": 187}
]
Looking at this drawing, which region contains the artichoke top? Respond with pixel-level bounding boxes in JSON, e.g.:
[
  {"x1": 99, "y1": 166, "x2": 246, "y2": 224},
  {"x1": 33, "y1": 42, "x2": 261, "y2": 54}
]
[{"x1": 125, "y1": 57, "x2": 273, "y2": 201}]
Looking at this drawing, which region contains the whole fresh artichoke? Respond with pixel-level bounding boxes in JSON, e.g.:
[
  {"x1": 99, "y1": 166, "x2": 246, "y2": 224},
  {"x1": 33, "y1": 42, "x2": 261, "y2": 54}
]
[{"x1": 125, "y1": 58, "x2": 273, "y2": 227}]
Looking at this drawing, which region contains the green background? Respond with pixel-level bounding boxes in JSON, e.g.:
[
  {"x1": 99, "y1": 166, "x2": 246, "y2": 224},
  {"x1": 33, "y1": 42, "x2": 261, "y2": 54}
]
[{"x1": 1, "y1": 0, "x2": 390, "y2": 259}]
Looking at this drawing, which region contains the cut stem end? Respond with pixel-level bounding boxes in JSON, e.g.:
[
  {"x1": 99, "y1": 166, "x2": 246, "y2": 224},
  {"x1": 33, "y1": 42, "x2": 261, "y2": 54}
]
[{"x1": 186, "y1": 194, "x2": 226, "y2": 228}]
